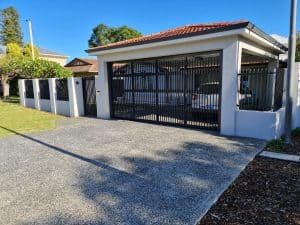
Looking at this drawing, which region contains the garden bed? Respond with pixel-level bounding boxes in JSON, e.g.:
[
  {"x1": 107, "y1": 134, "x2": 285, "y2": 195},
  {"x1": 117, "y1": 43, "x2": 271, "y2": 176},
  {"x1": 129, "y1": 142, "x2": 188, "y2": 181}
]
[{"x1": 198, "y1": 157, "x2": 300, "y2": 225}]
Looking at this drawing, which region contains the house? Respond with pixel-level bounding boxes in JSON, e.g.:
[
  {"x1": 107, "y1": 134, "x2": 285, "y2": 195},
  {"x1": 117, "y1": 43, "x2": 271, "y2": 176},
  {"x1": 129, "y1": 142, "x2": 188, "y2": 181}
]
[
  {"x1": 64, "y1": 58, "x2": 98, "y2": 77},
  {"x1": 0, "y1": 45, "x2": 68, "y2": 65},
  {"x1": 86, "y1": 20, "x2": 298, "y2": 140},
  {"x1": 38, "y1": 47, "x2": 68, "y2": 66}
]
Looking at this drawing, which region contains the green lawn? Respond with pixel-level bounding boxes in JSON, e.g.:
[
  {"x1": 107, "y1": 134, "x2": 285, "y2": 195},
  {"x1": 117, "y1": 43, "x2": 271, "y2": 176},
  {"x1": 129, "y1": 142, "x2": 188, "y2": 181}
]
[{"x1": 0, "y1": 98, "x2": 63, "y2": 137}]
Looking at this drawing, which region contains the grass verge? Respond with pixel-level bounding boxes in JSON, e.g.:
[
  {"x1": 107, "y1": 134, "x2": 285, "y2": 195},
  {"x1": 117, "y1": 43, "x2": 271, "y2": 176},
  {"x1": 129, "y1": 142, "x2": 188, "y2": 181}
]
[{"x1": 0, "y1": 99, "x2": 63, "y2": 137}]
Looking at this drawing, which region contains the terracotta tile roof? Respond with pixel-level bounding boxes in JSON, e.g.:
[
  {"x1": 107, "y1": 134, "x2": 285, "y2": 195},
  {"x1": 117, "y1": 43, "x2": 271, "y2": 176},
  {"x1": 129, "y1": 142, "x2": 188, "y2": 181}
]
[
  {"x1": 65, "y1": 58, "x2": 98, "y2": 73},
  {"x1": 87, "y1": 20, "x2": 249, "y2": 53}
]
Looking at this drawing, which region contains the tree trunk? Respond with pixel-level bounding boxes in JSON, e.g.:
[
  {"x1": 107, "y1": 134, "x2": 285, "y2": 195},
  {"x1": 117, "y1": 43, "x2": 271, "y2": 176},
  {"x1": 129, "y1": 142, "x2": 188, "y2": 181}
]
[{"x1": 1, "y1": 79, "x2": 10, "y2": 99}]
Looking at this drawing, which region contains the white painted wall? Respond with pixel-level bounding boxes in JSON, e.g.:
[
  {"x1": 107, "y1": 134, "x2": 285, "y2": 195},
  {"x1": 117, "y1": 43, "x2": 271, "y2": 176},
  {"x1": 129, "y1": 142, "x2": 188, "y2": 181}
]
[
  {"x1": 235, "y1": 108, "x2": 285, "y2": 140},
  {"x1": 292, "y1": 62, "x2": 300, "y2": 128},
  {"x1": 95, "y1": 61, "x2": 110, "y2": 119},
  {"x1": 221, "y1": 39, "x2": 241, "y2": 135},
  {"x1": 18, "y1": 77, "x2": 85, "y2": 118},
  {"x1": 33, "y1": 79, "x2": 40, "y2": 110},
  {"x1": 25, "y1": 98, "x2": 35, "y2": 108},
  {"x1": 49, "y1": 78, "x2": 57, "y2": 114},
  {"x1": 56, "y1": 100, "x2": 70, "y2": 116},
  {"x1": 68, "y1": 77, "x2": 84, "y2": 117},
  {"x1": 40, "y1": 99, "x2": 51, "y2": 112},
  {"x1": 18, "y1": 79, "x2": 25, "y2": 107}
]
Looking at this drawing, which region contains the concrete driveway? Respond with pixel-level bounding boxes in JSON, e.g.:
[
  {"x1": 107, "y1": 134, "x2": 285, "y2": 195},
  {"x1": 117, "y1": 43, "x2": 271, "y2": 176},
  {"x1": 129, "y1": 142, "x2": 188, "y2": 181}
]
[{"x1": 0, "y1": 118, "x2": 264, "y2": 225}]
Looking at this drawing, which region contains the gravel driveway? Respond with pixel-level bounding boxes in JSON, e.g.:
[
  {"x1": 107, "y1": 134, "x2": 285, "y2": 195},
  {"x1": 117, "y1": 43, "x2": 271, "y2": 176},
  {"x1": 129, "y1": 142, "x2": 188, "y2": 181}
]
[{"x1": 0, "y1": 118, "x2": 264, "y2": 225}]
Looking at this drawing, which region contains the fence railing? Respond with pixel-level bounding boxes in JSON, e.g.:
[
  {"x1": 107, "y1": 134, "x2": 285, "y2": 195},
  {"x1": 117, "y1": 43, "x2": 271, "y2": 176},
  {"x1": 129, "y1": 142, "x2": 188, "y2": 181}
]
[{"x1": 237, "y1": 69, "x2": 284, "y2": 111}]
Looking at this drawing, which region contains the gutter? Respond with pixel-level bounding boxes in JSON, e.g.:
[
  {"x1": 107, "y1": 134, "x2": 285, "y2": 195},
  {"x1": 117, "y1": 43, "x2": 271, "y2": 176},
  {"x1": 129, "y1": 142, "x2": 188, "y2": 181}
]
[{"x1": 246, "y1": 22, "x2": 288, "y2": 52}]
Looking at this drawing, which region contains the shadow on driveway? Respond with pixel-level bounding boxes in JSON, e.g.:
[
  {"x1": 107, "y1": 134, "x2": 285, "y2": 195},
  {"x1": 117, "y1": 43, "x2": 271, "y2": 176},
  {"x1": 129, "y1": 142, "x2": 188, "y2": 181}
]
[{"x1": 0, "y1": 121, "x2": 263, "y2": 225}]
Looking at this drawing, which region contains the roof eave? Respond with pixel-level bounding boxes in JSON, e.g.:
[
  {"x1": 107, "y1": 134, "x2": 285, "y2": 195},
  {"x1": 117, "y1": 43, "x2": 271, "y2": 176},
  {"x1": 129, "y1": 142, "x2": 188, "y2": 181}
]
[
  {"x1": 86, "y1": 22, "x2": 250, "y2": 54},
  {"x1": 245, "y1": 22, "x2": 288, "y2": 52}
]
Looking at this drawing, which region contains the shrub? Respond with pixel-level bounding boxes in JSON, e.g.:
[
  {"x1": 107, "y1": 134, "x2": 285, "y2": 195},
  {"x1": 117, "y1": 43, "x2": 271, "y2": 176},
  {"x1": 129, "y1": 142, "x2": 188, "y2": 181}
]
[
  {"x1": 21, "y1": 59, "x2": 72, "y2": 78},
  {"x1": 292, "y1": 127, "x2": 300, "y2": 137},
  {"x1": 265, "y1": 139, "x2": 286, "y2": 151}
]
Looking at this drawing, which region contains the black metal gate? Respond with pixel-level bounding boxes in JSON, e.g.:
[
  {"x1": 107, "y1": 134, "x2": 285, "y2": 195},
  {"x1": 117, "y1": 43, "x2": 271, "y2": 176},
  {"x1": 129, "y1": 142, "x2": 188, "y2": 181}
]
[
  {"x1": 82, "y1": 77, "x2": 97, "y2": 116},
  {"x1": 109, "y1": 51, "x2": 221, "y2": 130}
]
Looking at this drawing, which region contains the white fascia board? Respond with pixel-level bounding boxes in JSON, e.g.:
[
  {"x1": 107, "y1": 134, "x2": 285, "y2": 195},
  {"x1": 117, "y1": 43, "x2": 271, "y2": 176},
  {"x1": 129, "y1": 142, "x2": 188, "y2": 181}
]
[{"x1": 241, "y1": 29, "x2": 285, "y2": 54}]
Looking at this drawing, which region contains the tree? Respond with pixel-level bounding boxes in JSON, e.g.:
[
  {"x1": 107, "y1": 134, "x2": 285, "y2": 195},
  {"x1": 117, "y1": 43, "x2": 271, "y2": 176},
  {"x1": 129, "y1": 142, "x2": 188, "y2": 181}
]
[
  {"x1": 88, "y1": 24, "x2": 142, "y2": 47},
  {"x1": 0, "y1": 55, "x2": 23, "y2": 97},
  {"x1": 6, "y1": 42, "x2": 22, "y2": 57},
  {"x1": 296, "y1": 31, "x2": 300, "y2": 62},
  {"x1": 0, "y1": 7, "x2": 23, "y2": 46},
  {"x1": 21, "y1": 59, "x2": 72, "y2": 79},
  {"x1": 23, "y1": 43, "x2": 39, "y2": 59}
]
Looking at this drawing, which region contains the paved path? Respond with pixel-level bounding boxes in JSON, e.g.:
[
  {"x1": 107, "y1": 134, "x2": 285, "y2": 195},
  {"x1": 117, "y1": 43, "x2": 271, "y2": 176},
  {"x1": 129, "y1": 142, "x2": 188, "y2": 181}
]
[{"x1": 0, "y1": 118, "x2": 264, "y2": 225}]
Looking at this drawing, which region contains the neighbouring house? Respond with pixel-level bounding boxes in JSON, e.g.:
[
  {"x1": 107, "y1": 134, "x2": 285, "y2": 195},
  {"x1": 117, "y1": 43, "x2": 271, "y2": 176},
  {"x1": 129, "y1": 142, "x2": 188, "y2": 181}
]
[
  {"x1": 38, "y1": 47, "x2": 68, "y2": 66},
  {"x1": 64, "y1": 58, "x2": 98, "y2": 77},
  {"x1": 86, "y1": 20, "x2": 299, "y2": 140},
  {"x1": 0, "y1": 45, "x2": 68, "y2": 96}
]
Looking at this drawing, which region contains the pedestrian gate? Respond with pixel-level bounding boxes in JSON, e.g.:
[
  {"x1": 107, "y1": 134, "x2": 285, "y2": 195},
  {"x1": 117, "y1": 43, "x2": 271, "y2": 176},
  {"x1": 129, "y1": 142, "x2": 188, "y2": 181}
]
[
  {"x1": 109, "y1": 52, "x2": 221, "y2": 130},
  {"x1": 82, "y1": 77, "x2": 97, "y2": 116}
]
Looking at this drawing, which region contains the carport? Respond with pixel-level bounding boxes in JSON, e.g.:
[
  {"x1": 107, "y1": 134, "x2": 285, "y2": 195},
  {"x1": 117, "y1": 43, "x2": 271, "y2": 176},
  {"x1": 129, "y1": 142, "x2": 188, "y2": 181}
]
[{"x1": 87, "y1": 21, "x2": 287, "y2": 138}]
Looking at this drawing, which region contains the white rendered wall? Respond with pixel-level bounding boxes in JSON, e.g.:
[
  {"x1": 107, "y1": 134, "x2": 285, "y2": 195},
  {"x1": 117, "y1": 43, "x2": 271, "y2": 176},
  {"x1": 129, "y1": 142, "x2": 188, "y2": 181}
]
[
  {"x1": 49, "y1": 78, "x2": 57, "y2": 114},
  {"x1": 55, "y1": 78, "x2": 70, "y2": 117},
  {"x1": 292, "y1": 62, "x2": 300, "y2": 128},
  {"x1": 68, "y1": 77, "x2": 84, "y2": 117},
  {"x1": 95, "y1": 61, "x2": 110, "y2": 119},
  {"x1": 56, "y1": 100, "x2": 70, "y2": 116},
  {"x1": 236, "y1": 109, "x2": 285, "y2": 140},
  {"x1": 40, "y1": 99, "x2": 51, "y2": 112},
  {"x1": 33, "y1": 79, "x2": 40, "y2": 110},
  {"x1": 18, "y1": 79, "x2": 25, "y2": 107},
  {"x1": 25, "y1": 98, "x2": 35, "y2": 108},
  {"x1": 221, "y1": 39, "x2": 241, "y2": 135}
]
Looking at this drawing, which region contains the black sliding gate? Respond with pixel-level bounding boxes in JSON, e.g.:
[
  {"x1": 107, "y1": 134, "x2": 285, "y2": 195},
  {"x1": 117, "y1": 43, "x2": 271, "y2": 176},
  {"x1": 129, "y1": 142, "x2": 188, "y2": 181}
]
[
  {"x1": 109, "y1": 51, "x2": 222, "y2": 130},
  {"x1": 82, "y1": 77, "x2": 97, "y2": 116}
]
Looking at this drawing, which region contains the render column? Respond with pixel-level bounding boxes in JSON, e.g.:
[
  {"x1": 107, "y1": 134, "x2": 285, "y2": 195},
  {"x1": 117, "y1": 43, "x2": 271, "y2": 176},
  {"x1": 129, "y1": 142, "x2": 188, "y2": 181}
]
[
  {"x1": 32, "y1": 79, "x2": 40, "y2": 110},
  {"x1": 95, "y1": 57, "x2": 110, "y2": 119},
  {"x1": 49, "y1": 78, "x2": 57, "y2": 114},
  {"x1": 68, "y1": 77, "x2": 84, "y2": 117},
  {"x1": 220, "y1": 39, "x2": 241, "y2": 136},
  {"x1": 18, "y1": 79, "x2": 26, "y2": 107}
]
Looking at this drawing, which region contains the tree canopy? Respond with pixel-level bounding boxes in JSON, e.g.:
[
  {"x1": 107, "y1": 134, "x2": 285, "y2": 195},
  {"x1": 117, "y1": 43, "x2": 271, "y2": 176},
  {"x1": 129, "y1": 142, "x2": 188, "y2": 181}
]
[
  {"x1": 88, "y1": 24, "x2": 142, "y2": 47},
  {"x1": 21, "y1": 59, "x2": 72, "y2": 78},
  {"x1": 0, "y1": 6, "x2": 22, "y2": 46},
  {"x1": 23, "y1": 43, "x2": 39, "y2": 59}
]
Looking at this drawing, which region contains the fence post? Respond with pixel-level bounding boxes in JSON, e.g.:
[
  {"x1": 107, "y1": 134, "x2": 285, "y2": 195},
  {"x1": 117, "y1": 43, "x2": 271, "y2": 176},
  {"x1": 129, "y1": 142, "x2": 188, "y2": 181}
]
[
  {"x1": 292, "y1": 62, "x2": 300, "y2": 128},
  {"x1": 33, "y1": 79, "x2": 40, "y2": 110},
  {"x1": 18, "y1": 79, "x2": 26, "y2": 107},
  {"x1": 68, "y1": 77, "x2": 84, "y2": 117},
  {"x1": 49, "y1": 78, "x2": 57, "y2": 114}
]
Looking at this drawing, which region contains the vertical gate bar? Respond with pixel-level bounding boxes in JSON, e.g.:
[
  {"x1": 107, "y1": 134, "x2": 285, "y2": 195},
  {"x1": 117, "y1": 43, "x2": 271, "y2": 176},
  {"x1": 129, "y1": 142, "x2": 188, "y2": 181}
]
[
  {"x1": 184, "y1": 57, "x2": 188, "y2": 125},
  {"x1": 131, "y1": 62, "x2": 135, "y2": 118},
  {"x1": 156, "y1": 59, "x2": 159, "y2": 122},
  {"x1": 107, "y1": 62, "x2": 114, "y2": 118}
]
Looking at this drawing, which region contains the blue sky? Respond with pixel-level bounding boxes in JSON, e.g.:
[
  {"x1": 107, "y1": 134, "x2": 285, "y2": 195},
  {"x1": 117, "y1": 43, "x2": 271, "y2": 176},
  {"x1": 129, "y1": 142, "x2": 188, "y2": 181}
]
[{"x1": 1, "y1": 0, "x2": 299, "y2": 61}]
